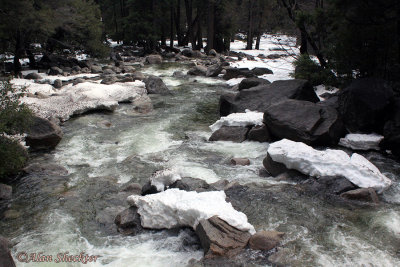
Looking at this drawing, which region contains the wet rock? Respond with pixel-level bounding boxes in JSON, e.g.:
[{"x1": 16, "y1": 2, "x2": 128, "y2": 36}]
[
  {"x1": 122, "y1": 183, "x2": 142, "y2": 195},
  {"x1": 26, "y1": 116, "x2": 63, "y2": 151},
  {"x1": 0, "y1": 236, "x2": 16, "y2": 267},
  {"x1": 170, "y1": 177, "x2": 211, "y2": 192},
  {"x1": 340, "y1": 188, "x2": 379, "y2": 204},
  {"x1": 195, "y1": 216, "x2": 251, "y2": 258},
  {"x1": 208, "y1": 49, "x2": 217, "y2": 56},
  {"x1": 131, "y1": 71, "x2": 146, "y2": 81},
  {"x1": 72, "y1": 78, "x2": 86, "y2": 85},
  {"x1": 48, "y1": 66, "x2": 63, "y2": 75},
  {"x1": 114, "y1": 207, "x2": 144, "y2": 235},
  {"x1": 188, "y1": 65, "x2": 207, "y2": 76},
  {"x1": 264, "y1": 99, "x2": 345, "y2": 146},
  {"x1": 144, "y1": 75, "x2": 171, "y2": 95},
  {"x1": 231, "y1": 158, "x2": 250, "y2": 166},
  {"x1": 206, "y1": 64, "x2": 223, "y2": 77},
  {"x1": 247, "y1": 124, "x2": 271, "y2": 142},
  {"x1": 173, "y1": 71, "x2": 185, "y2": 78},
  {"x1": 220, "y1": 80, "x2": 319, "y2": 116},
  {"x1": 238, "y1": 77, "x2": 270, "y2": 90},
  {"x1": 0, "y1": 183, "x2": 12, "y2": 200},
  {"x1": 338, "y1": 78, "x2": 394, "y2": 133},
  {"x1": 91, "y1": 65, "x2": 102, "y2": 73},
  {"x1": 251, "y1": 67, "x2": 273, "y2": 76},
  {"x1": 223, "y1": 67, "x2": 255, "y2": 80},
  {"x1": 53, "y1": 79, "x2": 63, "y2": 89},
  {"x1": 209, "y1": 179, "x2": 230, "y2": 191},
  {"x1": 263, "y1": 154, "x2": 290, "y2": 177},
  {"x1": 209, "y1": 126, "x2": 249, "y2": 143},
  {"x1": 23, "y1": 163, "x2": 68, "y2": 176},
  {"x1": 249, "y1": 231, "x2": 285, "y2": 251},
  {"x1": 123, "y1": 65, "x2": 136, "y2": 73},
  {"x1": 141, "y1": 181, "x2": 159, "y2": 196},
  {"x1": 24, "y1": 72, "x2": 42, "y2": 80},
  {"x1": 72, "y1": 65, "x2": 81, "y2": 73},
  {"x1": 103, "y1": 68, "x2": 116, "y2": 75},
  {"x1": 146, "y1": 55, "x2": 162, "y2": 64},
  {"x1": 302, "y1": 176, "x2": 357, "y2": 195}
]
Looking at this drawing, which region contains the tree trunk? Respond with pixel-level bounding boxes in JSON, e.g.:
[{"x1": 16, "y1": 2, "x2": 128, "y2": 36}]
[
  {"x1": 184, "y1": 0, "x2": 196, "y2": 48},
  {"x1": 246, "y1": 0, "x2": 254, "y2": 50},
  {"x1": 255, "y1": 8, "x2": 263, "y2": 50},
  {"x1": 14, "y1": 31, "x2": 23, "y2": 74},
  {"x1": 299, "y1": 29, "x2": 308, "y2": 54},
  {"x1": 170, "y1": 2, "x2": 174, "y2": 47},
  {"x1": 197, "y1": 18, "x2": 203, "y2": 49},
  {"x1": 206, "y1": 0, "x2": 214, "y2": 53},
  {"x1": 175, "y1": 0, "x2": 183, "y2": 46},
  {"x1": 26, "y1": 48, "x2": 36, "y2": 69}
]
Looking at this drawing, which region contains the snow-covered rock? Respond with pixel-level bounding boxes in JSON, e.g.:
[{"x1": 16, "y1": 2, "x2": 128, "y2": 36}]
[
  {"x1": 339, "y1": 133, "x2": 384, "y2": 151},
  {"x1": 127, "y1": 189, "x2": 256, "y2": 234},
  {"x1": 267, "y1": 139, "x2": 392, "y2": 193},
  {"x1": 150, "y1": 169, "x2": 182, "y2": 192},
  {"x1": 210, "y1": 110, "x2": 264, "y2": 133},
  {"x1": 314, "y1": 85, "x2": 339, "y2": 101}
]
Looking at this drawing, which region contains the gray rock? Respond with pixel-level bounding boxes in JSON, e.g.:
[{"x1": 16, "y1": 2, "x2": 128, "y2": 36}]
[
  {"x1": 206, "y1": 64, "x2": 223, "y2": 77},
  {"x1": 169, "y1": 177, "x2": 211, "y2": 192},
  {"x1": 303, "y1": 176, "x2": 357, "y2": 195},
  {"x1": 231, "y1": 158, "x2": 250, "y2": 166},
  {"x1": 209, "y1": 126, "x2": 249, "y2": 143},
  {"x1": 48, "y1": 66, "x2": 63, "y2": 75},
  {"x1": 103, "y1": 69, "x2": 116, "y2": 75},
  {"x1": 0, "y1": 183, "x2": 12, "y2": 200},
  {"x1": 238, "y1": 77, "x2": 270, "y2": 90},
  {"x1": 340, "y1": 188, "x2": 379, "y2": 204},
  {"x1": 263, "y1": 154, "x2": 290, "y2": 177},
  {"x1": 195, "y1": 216, "x2": 251, "y2": 258},
  {"x1": 247, "y1": 124, "x2": 271, "y2": 142},
  {"x1": 249, "y1": 231, "x2": 284, "y2": 251},
  {"x1": 223, "y1": 67, "x2": 255, "y2": 80},
  {"x1": 131, "y1": 72, "x2": 146, "y2": 81},
  {"x1": 114, "y1": 207, "x2": 144, "y2": 235},
  {"x1": 0, "y1": 236, "x2": 16, "y2": 267},
  {"x1": 220, "y1": 79, "x2": 319, "y2": 116},
  {"x1": 264, "y1": 99, "x2": 345, "y2": 146},
  {"x1": 91, "y1": 65, "x2": 103, "y2": 73},
  {"x1": 188, "y1": 65, "x2": 207, "y2": 76},
  {"x1": 208, "y1": 49, "x2": 217, "y2": 56},
  {"x1": 123, "y1": 66, "x2": 136, "y2": 73},
  {"x1": 53, "y1": 79, "x2": 63, "y2": 89},
  {"x1": 72, "y1": 78, "x2": 86, "y2": 85},
  {"x1": 144, "y1": 75, "x2": 171, "y2": 95},
  {"x1": 24, "y1": 72, "x2": 43, "y2": 80},
  {"x1": 252, "y1": 67, "x2": 273, "y2": 76},
  {"x1": 146, "y1": 55, "x2": 162, "y2": 64},
  {"x1": 25, "y1": 116, "x2": 63, "y2": 151},
  {"x1": 101, "y1": 76, "x2": 118, "y2": 85},
  {"x1": 173, "y1": 71, "x2": 185, "y2": 78}
]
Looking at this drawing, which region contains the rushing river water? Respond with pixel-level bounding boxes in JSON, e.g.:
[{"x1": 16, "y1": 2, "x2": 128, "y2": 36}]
[{"x1": 1, "y1": 63, "x2": 400, "y2": 267}]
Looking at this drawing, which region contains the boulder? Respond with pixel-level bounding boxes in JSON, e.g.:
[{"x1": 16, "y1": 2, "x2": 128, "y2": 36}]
[
  {"x1": 188, "y1": 65, "x2": 207, "y2": 76},
  {"x1": 26, "y1": 116, "x2": 63, "y2": 151},
  {"x1": 91, "y1": 65, "x2": 103, "y2": 73},
  {"x1": 24, "y1": 72, "x2": 42, "y2": 80},
  {"x1": 303, "y1": 176, "x2": 357, "y2": 196},
  {"x1": 0, "y1": 183, "x2": 12, "y2": 200},
  {"x1": 103, "y1": 68, "x2": 116, "y2": 75},
  {"x1": 264, "y1": 99, "x2": 345, "y2": 146},
  {"x1": 101, "y1": 76, "x2": 118, "y2": 85},
  {"x1": 209, "y1": 126, "x2": 249, "y2": 143},
  {"x1": 208, "y1": 49, "x2": 217, "y2": 56},
  {"x1": 114, "y1": 207, "x2": 144, "y2": 235},
  {"x1": 339, "y1": 133, "x2": 384, "y2": 151},
  {"x1": 48, "y1": 66, "x2": 63, "y2": 75},
  {"x1": 0, "y1": 236, "x2": 16, "y2": 267},
  {"x1": 206, "y1": 64, "x2": 223, "y2": 77},
  {"x1": 144, "y1": 75, "x2": 171, "y2": 95},
  {"x1": 170, "y1": 177, "x2": 211, "y2": 192},
  {"x1": 381, "y1": 98, "x2": 400, "y2": 157},
  {"x1": 263, "y1": 154, "x2": 290, "y2": 177},
  {"x1": 173, "y1": 71, "x2": 185, "y2": 78},
  {"x1": 340, "y1": 188, "x2": 379, "y2": 204},
  {"x1": 338, "y1": 78, "x2": 394, "y2": 133},
  {"x1": 131, "y1": 71, "x2": 146, "y2": 81},
  {"x1": 231, "y1": 158, "x2": 250, "y2": 166},
  {"x1": 247, "y1": 124, "x2": 271, "y2": 142},
  {"x1": 195, "y1": 216, "x2": 251, "y2": 258},
  {"x1": 123, "y1": 66, "x2": 136, "y2": 73},
  {"x1": 220, "y1": 79, "x2": 320, "y2": 116},
  {"x1": 145, "y1": 55, "x2": 162, "y2": 64},
  {"x1": 238, "y1": 78, "x2": 270, "y2": 90},
  {"x1": 251, "y1": 67, "x2": 273, "y2": 76},
  {"x1": 248, "y1": 231, "x2": 284, "y2": 251},
  {"x1": 141, "y1": 181, "x2": 159, "y2": 196},
  {"x1": 223, "y1": 68, "x2": 255, "y2": 80},
  {"x1": 53, "y1": 79, "x2": 63, "y2": 89}
]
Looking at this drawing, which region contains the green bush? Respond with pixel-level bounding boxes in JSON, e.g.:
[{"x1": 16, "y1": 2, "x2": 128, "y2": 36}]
[
  {"x1": 0, "y1": 136, "x2": 28, "y2": 179},
  {"x1": 292, "y1": 54, "x2": 337, "y2": 87}
]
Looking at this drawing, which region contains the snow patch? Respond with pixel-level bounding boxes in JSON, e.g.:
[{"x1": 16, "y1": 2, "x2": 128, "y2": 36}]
[
  {"x1": 267, "y1": 139, "x2": 392, "y2": 193},
  {"x1": 150, "y1": 169, "x2": 182, "y2": 192},
  {"x1": 210, "y1": 110, "x2": 264, "y2": 133},
  {"x1": 339, "y1": 133, "x2": 384, "y2": 151},
  {"x1": 127, "y1": 189, "x2": 255, "y2": 234},
  {"x1": 314, "y1": 85, "x2": 339, "y2": 101}
]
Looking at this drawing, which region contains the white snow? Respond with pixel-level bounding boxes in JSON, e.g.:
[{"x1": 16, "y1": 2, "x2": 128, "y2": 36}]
[
  {"x1": 150, "y1": 168, "x2": 182, "y2": 192},
  {"x1": 226, "y1": 77, "x2": 245, "y2": 86},
  {"x1": 314, "y1": 85, "x2": 339, "y2": 101},
  {"x1": 210, "y1": 110, "x2": 264, "y2": 133},
  {"x1": 267, "y1": 139, "x2": 392, "y2": 193},
  {"x1": 127, "y1": 188, "x2": 255, "y2": 234},
  {"x1": 339, "y1": 133, "x2": 384, "y2": 151}
]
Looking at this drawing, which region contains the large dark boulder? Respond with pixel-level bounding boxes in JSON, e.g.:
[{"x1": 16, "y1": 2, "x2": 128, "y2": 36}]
[
  {"x1": 206, "y1": 64, "x2": 223, "y2": 77},
  {"x1": 263, "y1": 154, "x2": 290, "y2": 177},
  {"x1": 381, "y1": 97, "x2": 400, "y2": 157},
  {"x1": 251, "y1": 67, "x2": 273, "y2": 76},
  {"x1": 264, "y1": 99, "x2": 345, "y2": 146},
  {"x1": 144, "y1": 75, "x2": 171, "y2": 95},
  {"x1": 188, "y1": 65, "x2": 207, "y2": 76},
  {"x1": 170, "y1": 177, "x2": 211, "y2": 192},
  {"x1": 0, "y1": 236, "x2": 16, "y2": 267},
  {"x1": 302, "y1": 176, "x2": 357, "y2": 196},
  {"x1": 26, "y1": 116, "x2": 63, "y2": 151},
  {"x1": 248, "y1": 231, "x2": 284, "y2": 251},
  {"x1": 220, "y1": 79, "x2": 319, "y2": 116},
  {"x1": 38, "y1": 54, "x2": 80, "y2": 69},
  {"x1": 209, "y1": 126, "x2": 249, "y2": 143},
  {"x1": 114, "y1": 207, "x2": 144, "y2": 235},
  {"x1": 340, "y1": 188, "x2": 379, "y2": 204},
  {"x1": 247, "y1": 124, "x2": 271, "y2": 142},
  {"x1": 195, "y1": 216, "x2": 251, "y2": 258},
  {"x1": 223, "y1": 67, "x2": 255, "y2": 80},
  {"x1": 238, "y1": 78, "x2": 270, "y2": 91},
  {"x1": 338, "y1": 78, "x2": 394, "y2": 133}
]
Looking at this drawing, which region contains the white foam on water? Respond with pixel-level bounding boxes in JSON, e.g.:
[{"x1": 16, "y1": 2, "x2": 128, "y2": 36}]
[
  {"x1": 372, "y1": 210, "x2": 400, "y2": 238},
  {"x1": 200, "y1": 140, "x2": 268, "y2": 159}
]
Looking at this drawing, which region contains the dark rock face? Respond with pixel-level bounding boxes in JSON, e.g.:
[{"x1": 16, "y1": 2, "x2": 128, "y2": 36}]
[
  {"x1": 251, "y1": 67, "x2": 273, "y2": 76},
  {"x1": 263, "y1": 154, "x2": 290, "y2": 177},
  {"x1": 145, "y1": 55, "x2": 162, "y2": 64},
  {"x1": 381, "y1": 98, "x2": 400, "y2": 157},
  {"x1": 220, "y1": 80, "x2": 319, "y2": 116},
  {"x1": 114, "y1": 207, "x2": 144, "y2": 235},
  {"x1": 26, "y1": 116, "x2": 63, "y2": 151},
  {"x1": 264, "y1": 99, "x2": 345, "y2": 146},
  {"x1": 223, "y1": 68, "x2": 255, "y2": 80},
  {"x1": 144, "y1": 75, "x2": 171, "y2": 95},
  {"x1": 188, "y1": 65, "x2": 207, "y2": 76},
  {"x1": 338, "y1": 78, "x2": 394, "y2": 133},
  {"x1": 340, "y1": 188, "x2": 379, "y2": 204},
  {"x1": 209, "y1": 126, "x2": 249, "y2": 143},
  {"x1": 0, "y1": 236, "x2": 16, "y2": 267},
  {"x1": 249, "y1": 231, "x2": 284, "y2": 251},
  {"x1": 170, "y1": 177, "x2": 211, "y2": 192},
  {"x1": 238, "y1": 78, "x2": 271, "y2": 91},
  {"x1": 24, "y1": 72, "x2": 43, "y2": 80},
  {"x1": 0, "y1": 183, "x2": 12, "y2": 200},
  {"x1": 206, "y1": 64, "x2": 223, "y2": 77},
  {"x1": 195, "y1": 216, "x2": 251, "y2": 258},
  {"x1": 141, "y1": 181, "x2": 159, "y2": 196},
  {"x1": 247, "y1": 125, "x2": 271, "y2": 142},
  {"x1": 302, "y1": 176, "x2": 357, "y2": 196},
  {"x1": 49, "y1": 66, "x2": 63, "y2": 75}
]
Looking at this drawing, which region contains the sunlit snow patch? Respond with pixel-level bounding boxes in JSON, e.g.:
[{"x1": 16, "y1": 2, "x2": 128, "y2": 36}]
[{"x1": 210, "y1": 110, "x2": 264, "y2": 133}]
